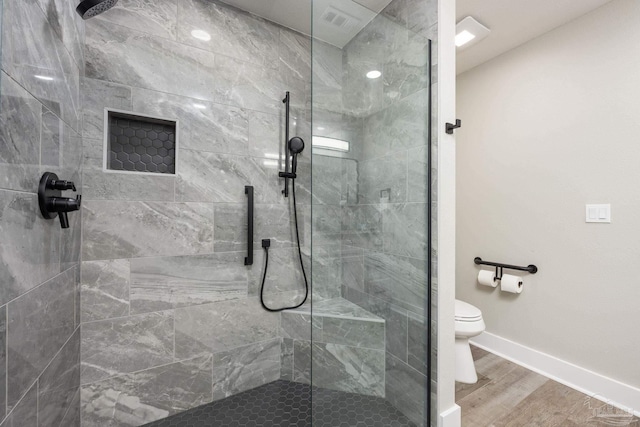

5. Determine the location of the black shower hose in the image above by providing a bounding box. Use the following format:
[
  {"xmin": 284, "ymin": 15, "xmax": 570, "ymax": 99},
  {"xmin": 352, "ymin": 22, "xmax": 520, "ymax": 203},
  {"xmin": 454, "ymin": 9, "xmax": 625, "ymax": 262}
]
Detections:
[{"xmin": 259, "ymin": 178, "xmax": 309, "ymax": 312}]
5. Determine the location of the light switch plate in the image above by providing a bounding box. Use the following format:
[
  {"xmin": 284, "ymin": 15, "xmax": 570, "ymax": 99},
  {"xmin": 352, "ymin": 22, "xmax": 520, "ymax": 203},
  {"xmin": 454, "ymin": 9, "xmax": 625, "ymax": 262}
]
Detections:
[{"xmin": 586, "ymin": 204, "xmax": 611, "ymax": 223}]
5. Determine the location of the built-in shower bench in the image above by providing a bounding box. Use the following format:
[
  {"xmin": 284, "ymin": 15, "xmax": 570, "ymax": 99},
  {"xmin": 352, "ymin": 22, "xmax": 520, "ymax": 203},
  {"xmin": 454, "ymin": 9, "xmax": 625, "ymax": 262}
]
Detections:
[{"xmin": 280, "ymin": 297, "xmax": 386, "ymax": 397}]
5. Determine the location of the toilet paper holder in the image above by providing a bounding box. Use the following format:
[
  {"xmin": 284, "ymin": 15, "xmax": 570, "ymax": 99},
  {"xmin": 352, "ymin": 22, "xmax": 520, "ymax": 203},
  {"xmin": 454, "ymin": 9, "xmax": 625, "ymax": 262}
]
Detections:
[{"xmin": 474, "ymin": 257, "xmax": 538, "ymax": 281}]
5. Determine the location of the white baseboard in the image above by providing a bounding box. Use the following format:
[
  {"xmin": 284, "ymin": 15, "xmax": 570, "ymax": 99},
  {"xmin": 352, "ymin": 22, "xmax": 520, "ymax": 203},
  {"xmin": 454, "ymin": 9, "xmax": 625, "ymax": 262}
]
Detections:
[
  {"xmin": 471, "ymin": 332, "xmax": 640, "ymax": 417},
  {"xmin": 438, "ymin": 404, "xmax": 461, "ymax": 427}
]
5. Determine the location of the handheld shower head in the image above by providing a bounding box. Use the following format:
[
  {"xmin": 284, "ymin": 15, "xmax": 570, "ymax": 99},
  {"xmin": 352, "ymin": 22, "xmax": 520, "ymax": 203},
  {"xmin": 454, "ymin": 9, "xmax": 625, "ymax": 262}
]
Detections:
[
  {"xmin": 288, "ymin": 137, "xmax": 304, "ymax": 175},
  {"xmin": 76, "ymin": 0, "xmax": 118, "ymax": 20}
]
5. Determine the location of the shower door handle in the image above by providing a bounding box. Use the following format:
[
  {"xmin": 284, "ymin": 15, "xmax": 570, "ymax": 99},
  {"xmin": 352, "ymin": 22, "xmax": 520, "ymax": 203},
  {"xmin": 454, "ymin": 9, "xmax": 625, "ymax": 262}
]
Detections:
[{"xmin": 245, "ymin": 186, "xmax": 254, "ymax": 265}]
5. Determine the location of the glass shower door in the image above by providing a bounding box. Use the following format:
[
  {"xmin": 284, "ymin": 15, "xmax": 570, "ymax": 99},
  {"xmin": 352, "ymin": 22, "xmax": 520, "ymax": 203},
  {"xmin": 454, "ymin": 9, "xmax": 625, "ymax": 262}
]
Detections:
[{"xmin": 310, "ymin": 0, "xmax": 436, "ymax": 425}]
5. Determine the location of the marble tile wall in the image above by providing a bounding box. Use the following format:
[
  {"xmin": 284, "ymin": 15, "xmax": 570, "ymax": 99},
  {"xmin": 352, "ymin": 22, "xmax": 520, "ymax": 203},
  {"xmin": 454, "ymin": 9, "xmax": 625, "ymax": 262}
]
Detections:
[
  {"xmin": 79, "ymin": 1, "xmax": 312, "ymax": 425},
  {"xmin": 310, "ymin": 0, "xmax": 437, "ymax": 424},
  {"xmin": 0, "ymin": 0, "xmax": 84, "ymax": 424}
]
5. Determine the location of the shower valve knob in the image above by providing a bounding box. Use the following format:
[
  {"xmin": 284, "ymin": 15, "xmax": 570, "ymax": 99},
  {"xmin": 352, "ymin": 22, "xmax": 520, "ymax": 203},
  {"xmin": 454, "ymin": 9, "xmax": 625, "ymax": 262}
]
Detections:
[{"xmin": 38, "ymin": 172, "xmax": 82, "ymax": 229}]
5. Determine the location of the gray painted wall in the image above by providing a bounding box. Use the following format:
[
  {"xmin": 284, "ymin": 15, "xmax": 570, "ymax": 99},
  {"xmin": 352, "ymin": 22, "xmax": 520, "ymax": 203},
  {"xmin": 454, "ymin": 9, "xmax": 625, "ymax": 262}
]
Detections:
[
  {"xmin": 456, "ymin": 0, "xmax": 640, "ymax": 392},
  {"xmin": 0, "ymin": 0, "xmax": 85, "ymax": 425}
]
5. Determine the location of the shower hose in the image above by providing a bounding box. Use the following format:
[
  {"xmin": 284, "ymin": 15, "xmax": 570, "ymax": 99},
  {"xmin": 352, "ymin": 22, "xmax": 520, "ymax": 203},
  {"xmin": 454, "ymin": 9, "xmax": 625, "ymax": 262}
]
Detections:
[{"xmin": 259, "ymin": 177, "xmax": 309, "ymax": 312}]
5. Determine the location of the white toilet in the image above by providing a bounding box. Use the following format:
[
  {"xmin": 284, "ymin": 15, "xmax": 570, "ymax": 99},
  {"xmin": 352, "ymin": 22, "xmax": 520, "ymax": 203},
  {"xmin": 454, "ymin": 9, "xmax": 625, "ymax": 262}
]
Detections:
[{"xmin": 455, "ymin": 299, "xmax": 485, "ymax": 384}]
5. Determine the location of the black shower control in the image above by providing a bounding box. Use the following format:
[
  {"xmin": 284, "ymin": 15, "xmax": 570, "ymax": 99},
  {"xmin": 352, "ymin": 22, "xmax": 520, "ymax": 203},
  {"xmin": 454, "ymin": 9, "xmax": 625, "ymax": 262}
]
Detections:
[
  {"xmin": 38, "ymin": 172, "xmax": 82, "ymax": 229},
  {"xmin": 49, "ymin": 179, "xmax": 77, "ymax": 191}
]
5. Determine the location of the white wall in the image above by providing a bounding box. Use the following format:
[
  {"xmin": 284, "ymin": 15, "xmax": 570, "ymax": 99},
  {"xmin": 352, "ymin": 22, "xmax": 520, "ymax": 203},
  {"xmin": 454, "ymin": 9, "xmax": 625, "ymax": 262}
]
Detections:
[
  {"xmin": 438, "ymin": 0, "xmax": 460, "ymax": 424},
  {"xmin": 456, "ymin": 0, "xmax": 640, "ymax": 390}
]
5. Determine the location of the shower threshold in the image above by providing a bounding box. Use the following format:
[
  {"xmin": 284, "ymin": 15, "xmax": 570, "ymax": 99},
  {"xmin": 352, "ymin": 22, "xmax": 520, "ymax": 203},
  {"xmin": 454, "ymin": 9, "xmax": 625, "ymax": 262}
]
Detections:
[{"xmin": 142, "ymin": 379, "xmax": 416, "ymax": 427}]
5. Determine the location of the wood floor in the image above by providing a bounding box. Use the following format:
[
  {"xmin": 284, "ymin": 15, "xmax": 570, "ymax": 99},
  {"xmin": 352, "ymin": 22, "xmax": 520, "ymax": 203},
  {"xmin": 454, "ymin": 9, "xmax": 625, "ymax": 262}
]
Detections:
[{"xmin": 456, "ymin": 346, "xmax": 639, "ymax": 426}]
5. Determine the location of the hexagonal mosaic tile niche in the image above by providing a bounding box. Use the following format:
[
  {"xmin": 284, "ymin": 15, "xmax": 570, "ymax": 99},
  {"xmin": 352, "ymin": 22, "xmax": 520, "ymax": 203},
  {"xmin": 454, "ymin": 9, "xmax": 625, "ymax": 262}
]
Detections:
[{"xmin": 107, "ymin": 110, "xmax": 177, "ymax": 174}]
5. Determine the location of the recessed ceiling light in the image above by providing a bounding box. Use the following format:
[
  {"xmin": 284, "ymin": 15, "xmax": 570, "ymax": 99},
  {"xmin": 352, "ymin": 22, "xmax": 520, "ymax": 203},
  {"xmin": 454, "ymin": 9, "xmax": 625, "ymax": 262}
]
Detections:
[
  {"xmin": 366, "ymin": 70, "xmax": 382, "ymax": 79},
  {"xmin": 193, "ymin": 103, "xmax": 207, "ymax": 109},
  {"xmin": 456, "ymin": 17, "xmax": 490, "ymax": 50},
  {"xmin": 191, "ymin": 29, "xmax": 211, "ymax": 41},
  {"xmin": 35, "ymin": 75, "xmax": 54, "ymax": 81},
  {"xmin": 455, "ymin": 30, "xmax": 476, "ymax": 47}
]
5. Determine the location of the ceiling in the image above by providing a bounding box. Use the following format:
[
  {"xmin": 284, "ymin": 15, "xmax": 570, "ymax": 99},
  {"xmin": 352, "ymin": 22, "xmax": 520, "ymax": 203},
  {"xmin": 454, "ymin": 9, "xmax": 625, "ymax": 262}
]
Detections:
[
  {"xmin": 456, "ymin": 0, "xmax": 613, "ymax": 74},
  {"xmin": 219, "ymin": 0, "xmax": 393, "ymax": 48}
]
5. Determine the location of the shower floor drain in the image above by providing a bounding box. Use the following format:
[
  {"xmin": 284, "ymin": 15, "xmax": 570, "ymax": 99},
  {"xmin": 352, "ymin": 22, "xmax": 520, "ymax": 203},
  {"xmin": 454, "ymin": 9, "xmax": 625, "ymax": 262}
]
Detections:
[{"xmin": 142, "ymin": 379, "xmax": 416, "ymax": 427}]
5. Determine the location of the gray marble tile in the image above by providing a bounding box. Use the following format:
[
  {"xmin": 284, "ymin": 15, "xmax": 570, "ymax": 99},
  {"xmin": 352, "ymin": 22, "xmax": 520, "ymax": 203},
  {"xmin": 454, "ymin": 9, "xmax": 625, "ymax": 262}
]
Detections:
[
  {"xmin": 81, "ymin": 355, "xmax": 212, "ymax": 426},
  {"xmin": 342, "ymin": 255, "xmax": 365, "ymax": 292},
  {"xmin": 38, "ymin": 328, "xmax": 80, "ymax": 427},
  {"xmin": 59, "ymin": 388, "xmax": 81, "ymax": 427},
  {"xmin": 279, "ymin": 29, "xmax": 311, "ymax": 85},
  {"xmin": 312, "ymin": 204, "xmax": 342, "ymax": 248},
  {"xmin": 81, "ymin": 260, "xmax": 131, "ymax": 322},
  {"xmin": 177, "ymin": 148, "xmax": 289, "ymax": 205},
  {"xmin": 321, "ymin": 317, "xmax": 385, "ymax": 350},
  {"xmin": 247, "ymin": 110, "xmax": 282, "ymax": 161},
  {"xmin": 175, "ymin": 297, "xmax": 279, "ymax": 359},
  {"xmin": 280, "ymin": 313, "xmax": 314, "ymax": 341},
  {"xmin": 359, "ymin": 151, "xmax": 408, "ymax": 204},
  {"xmin": 408, "ymin": 311, "xmax": 428, "ymax": 375},
  {"xmin": 212, "ymin": 204, "xmax": 245, "ymax": 252},
  {"xmin": 311, "ymin": 342, "xmax": 384, "ymax": 397},
  {"xmin": 382, "ymin": 203, "xmax": 428, "ymax": 260},
  {"xmin": 0, "ymin": 73, "xmax": 42, "ymax": 193},
  {"xmin": 341, "ymin": 205, "xmax": 384, "ymax": 253},
  {"xmin": 82, "ymin": 170, "xmax": 175, "ymax": 201},
  {"xmin": 311, "ymin": 245, "xmax": 342, "ymax": 300},
  {"xmin": 0, "ymin": 305, "xmax": 5, "ymax": 418},
  {"xmin": 362, "ymin": 295, "xmax": 409, "ymax": 362},
  {"xmin": 408, "ymin": 144, "xmax": 430, "ymax": 202},
  {"xmin": 81, "ymin": 311, "xmax": 174, "ymax": 384},
  {"xmin": 0, "ymin": 381, "xmax": 37, "ymax": 427},
  {"xmin": 311, "ymin": 155, "xmax": 343, "ymax": 205},
  {"xmin": 94, "ymin": 0, "xmax": 178, "ymax": 40},
  {"xmin": 248, "ymin": 247, "xmax": 307, "ymax": 297},
  {"xmin": 36, "ymin": 0, "xmax": 85, "ymax": 69},
  {"xmin": 361, "ymin": 89, "xmax": 429, "ymax": 160},
  {"xmin": 85, "ymin": 18, "xmax": 224, "ymax": 103},
  {"xmin": 281, "ymin": 338, "xmax": 294, "ymax": 381},
  {"xmin": 176, "ymin": 0, "xmax": 279, "ymax": 69},
  {"xmin": 382, "ymin": 0, "xmax": 438, "ymax": 38},
  {"xmin": 291, "ymin": 298, "xmax": 383, "ymax": 321},
  {"xmin": 132, "ymin": 88, "xmax": 249, "ymax": 155},
  {"xmin": 385, "ymin": 352, "xmax": 427, "ymax": 425},
  {"xmin": 81, "ymin": 78, "xmax": 132, "ymax": 141},
  {"xmin": 82, "ymin": 200, "xmax": 214, "ymax": 261},
  {"xmin": 2, "ymin": 0, "xmax": 81, "ymax": 131},
  {"xmin": 212, "ymin": 339, "xmax": 280, "ymax": 401},
  {"xmin": 293, "ymin": 340, "xmax": 311, "ymax": 384},
  {"xmin": 7, "ymin": 267, "xmax": 76, "ymax": 407},
  {"xmin": 130, "ymin": 253, "xmax": 247, "ymax": 314},
  {"xmin": 365, "ymin": 252, "xmax": 428, "ymax": 315},
  {"xmin": 215, "ymin": 53, "xmax": 300, "ymax": 115}
]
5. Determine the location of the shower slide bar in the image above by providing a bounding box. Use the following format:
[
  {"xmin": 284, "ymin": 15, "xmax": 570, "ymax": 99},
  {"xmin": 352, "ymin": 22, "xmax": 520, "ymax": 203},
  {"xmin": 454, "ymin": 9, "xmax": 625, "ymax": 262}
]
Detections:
[
  {"xmin": 474, "ymin": 257, "xmax": 538, "ymax": 280},
  {"xmin": 245, "ymin": 186, "xmax": 254, "ymax": 266}
]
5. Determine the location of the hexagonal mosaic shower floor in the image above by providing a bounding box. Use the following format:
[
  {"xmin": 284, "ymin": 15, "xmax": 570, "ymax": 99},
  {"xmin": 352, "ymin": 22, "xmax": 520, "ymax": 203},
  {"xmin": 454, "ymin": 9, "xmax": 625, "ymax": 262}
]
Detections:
[{"xmin": 143, "ymin": 380, "xmax": 417, "ymax": 427}]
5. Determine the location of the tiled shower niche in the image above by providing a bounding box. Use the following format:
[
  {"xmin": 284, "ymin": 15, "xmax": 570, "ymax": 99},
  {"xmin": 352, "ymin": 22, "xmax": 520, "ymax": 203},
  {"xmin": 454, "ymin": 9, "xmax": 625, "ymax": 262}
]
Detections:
[{"xmin": 106, "ymin": 110, "xmax": 178, "ymax": 174}]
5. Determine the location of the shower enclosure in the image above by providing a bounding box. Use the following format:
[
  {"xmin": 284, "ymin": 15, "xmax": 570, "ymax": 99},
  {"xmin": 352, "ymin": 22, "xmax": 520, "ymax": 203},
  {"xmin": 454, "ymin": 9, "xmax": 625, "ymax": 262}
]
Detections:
[{"xmin": 0, "ymin": 0, "xmax": 436, "ymax": 425}]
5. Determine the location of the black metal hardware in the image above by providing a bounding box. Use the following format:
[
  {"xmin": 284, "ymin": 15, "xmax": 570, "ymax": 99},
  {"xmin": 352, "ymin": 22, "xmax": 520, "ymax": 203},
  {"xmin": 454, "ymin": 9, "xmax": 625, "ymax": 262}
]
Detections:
[
  {"xmin": 282, "ymin": 92, "xmax": 291, "ymax": 197},
  {"xmin": 38, "ymin": 172, "xmax": 81, "ymax": 229},
  {"xmin": 474, "ymin": 257, "xmax": 538, "ymax": 281},
  {"xmin": 446, "ymin": 119, "xmax": 462, "ymax": 134},
  {"xmin": 245, "ymin": 186, "xmax": 254, "ymax": 266}
]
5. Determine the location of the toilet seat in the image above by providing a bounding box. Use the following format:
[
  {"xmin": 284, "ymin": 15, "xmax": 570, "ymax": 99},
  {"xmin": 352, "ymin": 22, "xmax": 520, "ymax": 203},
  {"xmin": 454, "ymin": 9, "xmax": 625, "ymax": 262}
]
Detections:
[{"xmin": 455, "ymin": 299, "xmax": 482, "ymax": 322}]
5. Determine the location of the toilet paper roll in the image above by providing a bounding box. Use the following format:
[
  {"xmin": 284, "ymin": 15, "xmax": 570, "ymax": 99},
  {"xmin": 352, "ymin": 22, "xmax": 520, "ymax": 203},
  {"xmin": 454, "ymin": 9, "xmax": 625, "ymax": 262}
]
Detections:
[
  {"xmin": 477, "ymin": 270, "xmax": 498, "ymax": 288},
  {"xmin": 500, "ymin": 274, "xmax": 524, "ymax": 294}
]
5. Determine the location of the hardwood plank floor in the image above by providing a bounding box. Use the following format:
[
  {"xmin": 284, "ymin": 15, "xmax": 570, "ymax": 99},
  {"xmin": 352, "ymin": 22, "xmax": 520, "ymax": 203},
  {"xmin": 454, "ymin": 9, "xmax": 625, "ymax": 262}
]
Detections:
[{"xmin": 456, "ymin": 346, "xmax": 639, "ymax": 426}]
